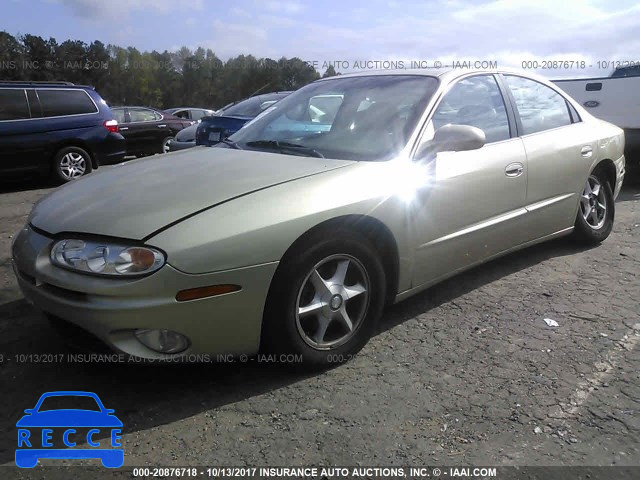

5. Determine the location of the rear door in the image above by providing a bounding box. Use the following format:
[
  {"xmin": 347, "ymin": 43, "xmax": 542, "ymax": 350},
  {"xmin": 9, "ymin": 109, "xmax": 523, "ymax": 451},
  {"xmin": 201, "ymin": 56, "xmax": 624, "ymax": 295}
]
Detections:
[
  {"xmin": 411, "ymin": 74, "xmax": 530, "ymax": 287},
  {"xmin": 126, "ymin": 108, "xmax": 167, "ymax": 154},
  {"xmin": 503, "ymin": 74, "xmax": 595, "ymax": 235}
]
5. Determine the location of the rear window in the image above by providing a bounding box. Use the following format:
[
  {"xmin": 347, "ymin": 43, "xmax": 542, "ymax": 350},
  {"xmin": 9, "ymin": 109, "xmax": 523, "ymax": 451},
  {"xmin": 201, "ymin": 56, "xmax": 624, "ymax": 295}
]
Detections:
[
  {"xmin": 37, "ymin": 89, "xmax": 98, "ymax": 117},
  {"xmin": 0, "ymin": 89, "xmax": 30, "ymax": 120}
]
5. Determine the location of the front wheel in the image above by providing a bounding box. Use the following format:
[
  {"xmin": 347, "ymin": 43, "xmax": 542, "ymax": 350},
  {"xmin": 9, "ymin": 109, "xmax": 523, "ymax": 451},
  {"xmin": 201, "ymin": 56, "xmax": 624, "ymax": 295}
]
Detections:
[
  {"xmin": 573, "ymin": 172, "xmax": 615, "ymax": 244},
  {"xmin": 261, "ymin": 230, "xmax": 386, "ymax": 370}
]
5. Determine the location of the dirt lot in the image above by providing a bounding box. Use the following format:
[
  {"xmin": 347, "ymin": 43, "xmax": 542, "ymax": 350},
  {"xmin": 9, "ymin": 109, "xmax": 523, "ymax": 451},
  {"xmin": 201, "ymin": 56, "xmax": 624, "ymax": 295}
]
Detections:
[{"xmin": 0, "ymin": 168, "xmax": 638, "ymax": 475}]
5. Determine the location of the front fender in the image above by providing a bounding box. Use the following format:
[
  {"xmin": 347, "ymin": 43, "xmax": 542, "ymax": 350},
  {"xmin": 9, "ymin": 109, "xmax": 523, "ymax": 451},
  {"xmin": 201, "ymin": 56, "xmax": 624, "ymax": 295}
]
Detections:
[{"xmin": 149, "ymin": 161, "xmax": 418, "ymax": 292}]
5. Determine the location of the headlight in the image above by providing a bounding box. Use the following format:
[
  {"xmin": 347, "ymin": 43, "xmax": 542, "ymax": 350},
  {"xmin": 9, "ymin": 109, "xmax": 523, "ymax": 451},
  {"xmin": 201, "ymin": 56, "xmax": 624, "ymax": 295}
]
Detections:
[{"xmin": 50, "ymin": 239, "xmax": 165, "ymax": 276}]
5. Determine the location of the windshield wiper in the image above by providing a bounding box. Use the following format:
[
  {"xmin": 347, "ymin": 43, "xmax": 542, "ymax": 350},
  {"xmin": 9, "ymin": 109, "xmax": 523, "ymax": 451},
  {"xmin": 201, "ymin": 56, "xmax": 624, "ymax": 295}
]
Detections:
[
  {"xmin": 220, "ymin": 138, "xmax": 242, "ymax": 149},
  {"xmin": 246, "ymin": 140, "xmax": 324, "ymax": 158}
]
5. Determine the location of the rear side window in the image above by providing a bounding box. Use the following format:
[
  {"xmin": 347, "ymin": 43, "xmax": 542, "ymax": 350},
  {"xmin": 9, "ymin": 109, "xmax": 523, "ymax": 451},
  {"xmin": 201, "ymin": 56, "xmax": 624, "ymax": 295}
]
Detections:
[
  {"xmin": 37, "ymin": 89, "xmax": 98, "ymax": 117},
  {"xmin": 0, "ymin": 89, "xmax": 30, "ymax": 120},
  {"xmin": 504, "ymin": 76, "xmax": 572, "ymax": 135},
  {"xmin": 129, "ymin": 108, "xmax": 158, "ymax": 122}
]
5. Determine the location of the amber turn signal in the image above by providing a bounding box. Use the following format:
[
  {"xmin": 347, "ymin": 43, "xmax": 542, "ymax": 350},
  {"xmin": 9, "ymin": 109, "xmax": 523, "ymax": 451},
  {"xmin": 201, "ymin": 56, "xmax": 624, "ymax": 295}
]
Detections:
[{"xmin": 175, "ymin": 284, "xmax": 241, "ymax": 302}]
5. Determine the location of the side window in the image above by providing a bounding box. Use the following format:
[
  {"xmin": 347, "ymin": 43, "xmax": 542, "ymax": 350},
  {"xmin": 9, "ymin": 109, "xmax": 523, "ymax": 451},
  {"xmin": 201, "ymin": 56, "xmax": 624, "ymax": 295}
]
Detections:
[
  {"xmin": 0, "ymin": 89, "xmax": 30, "ymax": 120},
  {"xmin": 111, "ymin": 109, "xmax": 126, "ymax": 124},
  {"xmin": 37, "ymin": 89, "xmax": 98, "ymax": 117},
  {"xmin": 432, "ymin": 75, "xmax": 510, "ymax": 143},
  {"xmin": 174, "ymin": 110, "xmax": 190, "ymax": 119},
  {"xmin": 129, "ymin": 108, "xmax": 158, "ymax": 122},
  {"xmin": 504, "ymin": 75, "xmax": 572, "ymax": 135}
]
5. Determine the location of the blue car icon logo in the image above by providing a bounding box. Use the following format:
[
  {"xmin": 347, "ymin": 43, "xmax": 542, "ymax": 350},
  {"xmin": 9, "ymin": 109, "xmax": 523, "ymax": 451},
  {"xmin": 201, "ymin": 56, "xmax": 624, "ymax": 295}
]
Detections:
[{"xmin": 16, "ymin": 391, "xmax": 123, "ymax": 468}]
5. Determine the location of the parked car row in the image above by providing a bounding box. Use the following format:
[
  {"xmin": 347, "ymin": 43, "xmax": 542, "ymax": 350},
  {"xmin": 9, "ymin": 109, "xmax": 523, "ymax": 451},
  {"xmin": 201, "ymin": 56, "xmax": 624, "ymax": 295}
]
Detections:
[{"xmin": 0, "ymin": 80, "xmax": 292, "ymax": 182}]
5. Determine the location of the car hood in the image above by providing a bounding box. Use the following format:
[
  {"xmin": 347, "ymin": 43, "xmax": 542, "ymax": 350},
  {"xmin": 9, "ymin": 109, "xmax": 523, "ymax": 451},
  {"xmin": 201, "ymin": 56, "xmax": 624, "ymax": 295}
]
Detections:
[{"xmin": 30, "ymin": 148, "xmax": 354, "ymax": 240}]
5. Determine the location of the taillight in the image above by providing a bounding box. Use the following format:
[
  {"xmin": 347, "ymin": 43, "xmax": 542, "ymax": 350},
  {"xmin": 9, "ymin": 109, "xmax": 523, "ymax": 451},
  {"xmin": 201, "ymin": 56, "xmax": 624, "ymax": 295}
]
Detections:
[{"xmin": 104, "ymin": 119, "xmax": 119, "ymax": 133}]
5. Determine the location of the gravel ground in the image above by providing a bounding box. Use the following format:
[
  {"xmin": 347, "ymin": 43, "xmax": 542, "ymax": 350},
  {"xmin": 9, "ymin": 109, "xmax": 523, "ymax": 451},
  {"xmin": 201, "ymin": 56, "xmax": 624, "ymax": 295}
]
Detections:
[{"xmin": 0, "ymin": 167, "xmax": 638, "ymax": 477}]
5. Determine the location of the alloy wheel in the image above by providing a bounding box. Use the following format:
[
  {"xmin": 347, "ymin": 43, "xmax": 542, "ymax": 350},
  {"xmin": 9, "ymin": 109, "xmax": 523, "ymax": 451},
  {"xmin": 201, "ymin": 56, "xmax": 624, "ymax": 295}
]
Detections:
[
  {"xmin": 579, "ymin": 175, "xmax": 607, "ymax": 229},
  {"xmin": 59, "ymin": 152, "xmax": 87, "ymax": 180},
  {"xmin": 295, "ymin": 254, "xmax": 370, "ymax": 350}
]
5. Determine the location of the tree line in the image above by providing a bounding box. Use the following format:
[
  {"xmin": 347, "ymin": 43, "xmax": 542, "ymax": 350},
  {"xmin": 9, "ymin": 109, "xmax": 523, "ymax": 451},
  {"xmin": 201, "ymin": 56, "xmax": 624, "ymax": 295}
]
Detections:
[{"xmin": 0, "ymin": 32, "xmax": 339, "ymax": 109}]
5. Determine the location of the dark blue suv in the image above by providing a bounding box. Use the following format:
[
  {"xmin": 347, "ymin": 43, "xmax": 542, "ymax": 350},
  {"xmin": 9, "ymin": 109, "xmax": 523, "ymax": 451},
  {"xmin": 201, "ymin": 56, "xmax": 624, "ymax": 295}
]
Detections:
[{"xmin": 0, "ymin": 81, "xmax": 125, "ymax": 183}]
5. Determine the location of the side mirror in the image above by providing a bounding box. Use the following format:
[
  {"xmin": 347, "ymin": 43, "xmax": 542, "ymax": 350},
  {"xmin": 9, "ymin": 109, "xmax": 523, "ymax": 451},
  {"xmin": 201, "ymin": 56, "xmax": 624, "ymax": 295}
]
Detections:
[
  {"xmin": 416, "ymin": 124, "xmax": 486, "ymax": 160},
  {"xmin": 24, "ymin": 409, "xmax": 34, "ymax": 414}
]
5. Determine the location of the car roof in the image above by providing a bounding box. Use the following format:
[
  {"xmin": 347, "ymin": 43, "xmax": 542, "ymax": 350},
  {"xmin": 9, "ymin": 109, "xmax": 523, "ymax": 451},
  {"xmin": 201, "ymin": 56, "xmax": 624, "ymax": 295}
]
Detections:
[{"xmin": 314, "ymin": 67, "xmax": 550, "ymax": 84}]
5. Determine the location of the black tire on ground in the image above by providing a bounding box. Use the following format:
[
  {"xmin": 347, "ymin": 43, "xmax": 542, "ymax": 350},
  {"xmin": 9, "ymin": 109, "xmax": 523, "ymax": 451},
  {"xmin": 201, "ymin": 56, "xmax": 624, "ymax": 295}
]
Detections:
[
  {"xmin": 159, "ymin": 136, "xmax": 174, "ymax": 154},
  {"xmin": 52, "ymin": 146, "xmax": 93, "ymax": 183},
  {"xmin": 573, "ymin": 170, "xmax": 615, "ymax": 245},
  {"xmin": 261, "ymin": 228, "xmax": 386, "ymax": 370}
]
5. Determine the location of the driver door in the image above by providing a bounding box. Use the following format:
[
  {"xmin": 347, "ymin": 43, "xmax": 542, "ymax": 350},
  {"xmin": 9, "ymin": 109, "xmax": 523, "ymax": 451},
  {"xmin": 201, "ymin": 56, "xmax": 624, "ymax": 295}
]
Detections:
[{"xmin": 411, "ymin": 74, "xmax": 530, "ymax": 287}]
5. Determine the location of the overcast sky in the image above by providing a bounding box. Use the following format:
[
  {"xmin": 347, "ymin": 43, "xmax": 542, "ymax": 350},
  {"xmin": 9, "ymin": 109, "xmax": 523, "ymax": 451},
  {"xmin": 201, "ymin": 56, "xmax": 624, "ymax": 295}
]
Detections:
[{"xmin": 3, "ymin": 0, "xmax": 639, "ymax": 78}]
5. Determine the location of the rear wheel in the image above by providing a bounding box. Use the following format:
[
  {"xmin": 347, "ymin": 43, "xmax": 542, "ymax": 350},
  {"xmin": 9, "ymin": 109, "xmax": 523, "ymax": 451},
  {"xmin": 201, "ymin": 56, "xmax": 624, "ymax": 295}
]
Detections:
[
  {"xmin": 52, "ymin": 146, "xmax": 93, "ymax": 183},
  {"xmin": 262, "ymin": 229, "xmax": 385, "ymax": 369},
  {"xmin": 160, "ymin": 136, "xmax": 173, "ymax": 154},
  {"xmin": 573, "ymin": 171, "xmax": 614, "ymax": 244}
]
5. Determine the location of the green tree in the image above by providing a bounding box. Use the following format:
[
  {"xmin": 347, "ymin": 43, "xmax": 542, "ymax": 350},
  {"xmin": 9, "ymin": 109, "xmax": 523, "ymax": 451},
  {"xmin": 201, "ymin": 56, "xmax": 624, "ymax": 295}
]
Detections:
[{"xmin": 322, "ymin": 64, "xmax": 338, "ymax": 78}]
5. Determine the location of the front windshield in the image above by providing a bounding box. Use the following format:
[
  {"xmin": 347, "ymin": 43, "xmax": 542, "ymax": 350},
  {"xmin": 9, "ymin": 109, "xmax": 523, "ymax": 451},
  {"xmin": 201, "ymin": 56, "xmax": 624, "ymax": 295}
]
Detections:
[{"xmin": 229, "ymin": 75, "xmax": 439, "ymax": 161}]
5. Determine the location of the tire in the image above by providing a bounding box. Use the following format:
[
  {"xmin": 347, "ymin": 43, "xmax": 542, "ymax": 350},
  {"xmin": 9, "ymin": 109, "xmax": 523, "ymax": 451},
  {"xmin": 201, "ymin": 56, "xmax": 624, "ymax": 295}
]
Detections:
[
  {"xmin": 261, "ymin": 229, "xmax": 386, "ymax": 370},
  {"xmin": 159, "ymin": 136, "xmax": 174, "ymax": 154},
  {"xmin": 573, "ymin": 171, "xmax": 615, "ymax": 245},
  {"xmin": 52, "ymin": 146, "xmax": 93, "ymax": 183}
]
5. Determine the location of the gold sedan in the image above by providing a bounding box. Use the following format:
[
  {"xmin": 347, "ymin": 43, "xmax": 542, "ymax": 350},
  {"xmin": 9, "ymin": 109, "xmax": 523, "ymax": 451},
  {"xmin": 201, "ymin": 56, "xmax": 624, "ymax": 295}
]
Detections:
[{"xmin": 12, "ymin": 68, "xmax": 625, "ymax": 368}]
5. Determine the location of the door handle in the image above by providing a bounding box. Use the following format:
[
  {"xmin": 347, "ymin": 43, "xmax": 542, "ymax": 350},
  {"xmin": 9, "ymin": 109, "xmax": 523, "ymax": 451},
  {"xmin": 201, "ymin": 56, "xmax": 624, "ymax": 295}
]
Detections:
[
  {"xmin": 581, "ymin": 146, "xmax": 593, "ymax": 157},
  {"xmin": 505, "ymin": 162, "xmax": 524, "ymax": 177},
  {"xmin": 158, "ymin": 124, "xmax": 167, "ymax": 128}
]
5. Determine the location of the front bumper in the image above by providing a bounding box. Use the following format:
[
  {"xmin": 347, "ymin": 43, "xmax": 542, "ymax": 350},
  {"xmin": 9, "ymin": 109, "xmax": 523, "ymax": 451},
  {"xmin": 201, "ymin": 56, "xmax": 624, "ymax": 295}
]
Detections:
[{"xmin": 12, "ymin": 225, "xmax": 278, "ymax": 360}]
